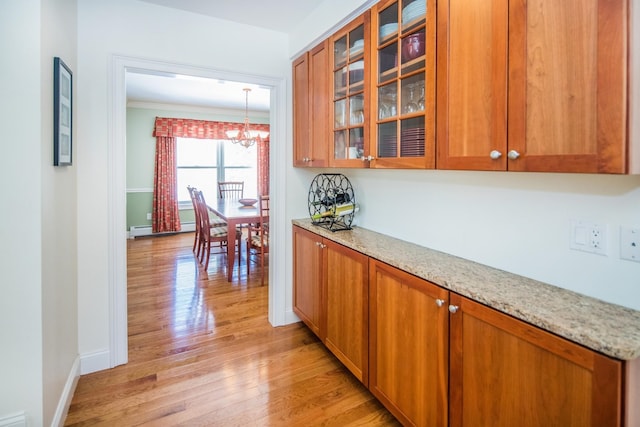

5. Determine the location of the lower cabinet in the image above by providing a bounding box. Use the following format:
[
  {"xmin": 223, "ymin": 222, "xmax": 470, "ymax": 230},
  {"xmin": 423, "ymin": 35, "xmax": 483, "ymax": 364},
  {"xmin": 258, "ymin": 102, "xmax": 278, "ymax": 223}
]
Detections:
[
  {"xmin": 292, "ymin": 225, "xmax": 369, "ymax": 383},
  {"xmin": 369, "ymin": 259, "xmax": 449, "ymax": 426},
  {"xmin": 293, "ymin": 226, "xmax": 625, "ymax": 426},
  {"xmin": 292, "ymin": 226, "xmax": 324, "ymax": 337},
  {"xmin": 448, "ymin": 293, "xmax": 623, "ymax": 427}
]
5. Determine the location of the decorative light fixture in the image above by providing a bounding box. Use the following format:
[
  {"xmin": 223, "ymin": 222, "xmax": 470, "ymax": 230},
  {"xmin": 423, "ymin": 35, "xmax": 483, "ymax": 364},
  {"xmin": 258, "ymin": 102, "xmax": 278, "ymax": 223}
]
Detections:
[{"xmin": 225, "ymin": 87, "xmax": 269, "ymax": 148}]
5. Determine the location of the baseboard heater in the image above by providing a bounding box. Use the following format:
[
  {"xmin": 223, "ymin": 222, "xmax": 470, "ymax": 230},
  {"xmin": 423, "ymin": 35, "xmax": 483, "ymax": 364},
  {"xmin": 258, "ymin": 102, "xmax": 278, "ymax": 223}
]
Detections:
[{"xmin": 128, "ymin": 222, "xmax": 195, "ymax": 239}]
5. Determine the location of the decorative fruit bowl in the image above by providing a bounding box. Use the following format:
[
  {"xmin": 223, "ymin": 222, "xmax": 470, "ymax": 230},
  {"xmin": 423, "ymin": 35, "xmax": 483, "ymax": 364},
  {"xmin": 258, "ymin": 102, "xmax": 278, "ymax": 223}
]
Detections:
[{"xmin": 238, "ymin": 198, "xmax": 258, "ymax": 207}]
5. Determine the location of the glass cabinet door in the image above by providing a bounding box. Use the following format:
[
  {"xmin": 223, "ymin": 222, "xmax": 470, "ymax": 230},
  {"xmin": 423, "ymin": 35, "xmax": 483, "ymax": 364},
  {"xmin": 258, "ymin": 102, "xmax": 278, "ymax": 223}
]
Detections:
[
  {"xmin": 372, "ymin": 0, "xmax": 434, "ymax": 168},
  {"xmin": 331, "ymin": 13, "xmax": 369, "ymax": 164}
]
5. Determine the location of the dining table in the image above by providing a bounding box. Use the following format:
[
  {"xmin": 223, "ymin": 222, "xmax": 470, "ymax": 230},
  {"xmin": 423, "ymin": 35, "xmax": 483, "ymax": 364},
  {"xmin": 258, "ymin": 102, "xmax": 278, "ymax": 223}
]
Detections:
[{"xmin": 207, "ymin": 197, "xmax": 262, "ymax": 281}]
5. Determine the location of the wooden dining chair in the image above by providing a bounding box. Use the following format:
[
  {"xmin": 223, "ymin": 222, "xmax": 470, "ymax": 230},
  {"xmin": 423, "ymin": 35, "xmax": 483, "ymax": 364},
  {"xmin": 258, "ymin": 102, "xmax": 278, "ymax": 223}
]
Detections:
[
  {"xmin": 187, "ymin": 185, "xmax": 202, "ymax": 253},
  {"xmin": 217, "ymin": 181, "xmax": 244, "ymax": 199},
  {"xmin": 194, "ymin": 189, "xmax": 241, "ymax": 271},
  {"xmin": 246, "ymin": 195, "xmax": 269, "ymax": 285},
  {"xmin": 188, "ymin": 185, "xmax": 227, "ymax": 255}
]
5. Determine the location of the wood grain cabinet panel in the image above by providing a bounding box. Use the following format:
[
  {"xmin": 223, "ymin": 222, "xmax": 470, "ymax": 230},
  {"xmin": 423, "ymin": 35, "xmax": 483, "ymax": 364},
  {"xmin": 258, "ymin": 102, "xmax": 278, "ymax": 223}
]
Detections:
[
  {"xmin": 437, "ymin": 0, "xmax": 628, "ymax": 173},
  {"xmin": 292, "ymin": 226, "xmax": 369, "ymax": 383},
  {"xmin": 369, "ymin": 259, "xmax": 449, "ymax": 426},
  {"xmin": 292, "ymin": 226, "xmax": 324, "ymax": 337},
  {"xmin": 293, "ymin": 41, "xmax": 330, "ymax": 167},
  {"xmin": 324, "ymin": 239, "xmax": 369, "ymax": 384},
  {"xmin": 448, "ymin": 293, "xmax": 623, "ymax": 427}
]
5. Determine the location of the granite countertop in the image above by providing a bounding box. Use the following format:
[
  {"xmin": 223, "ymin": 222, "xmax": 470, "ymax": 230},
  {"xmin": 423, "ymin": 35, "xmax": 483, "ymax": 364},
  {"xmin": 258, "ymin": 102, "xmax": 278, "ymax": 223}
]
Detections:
[{"xmin": 293, "ymin": 218, "xmax": 640, "ymax": 361}]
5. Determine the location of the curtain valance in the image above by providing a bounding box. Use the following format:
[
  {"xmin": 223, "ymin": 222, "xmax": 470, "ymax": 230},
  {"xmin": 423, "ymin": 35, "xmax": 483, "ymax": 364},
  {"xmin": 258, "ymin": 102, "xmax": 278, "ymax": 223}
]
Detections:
[{"xmin": 153, "ymin": 117, "xmax": 270, "ymax": 140}]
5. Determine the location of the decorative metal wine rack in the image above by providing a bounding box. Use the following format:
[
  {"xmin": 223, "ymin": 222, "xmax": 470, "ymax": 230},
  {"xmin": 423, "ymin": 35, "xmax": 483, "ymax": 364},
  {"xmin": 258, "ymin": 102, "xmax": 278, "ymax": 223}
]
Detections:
[{"xmin": 308, "ymin": 173, "xmax": 356, "ymax": 231}]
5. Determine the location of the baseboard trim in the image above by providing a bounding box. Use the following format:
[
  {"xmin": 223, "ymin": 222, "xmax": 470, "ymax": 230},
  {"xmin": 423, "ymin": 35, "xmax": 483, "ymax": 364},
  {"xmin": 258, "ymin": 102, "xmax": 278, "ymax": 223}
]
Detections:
[
  {"xmin": 51, "ymin": 356, "xmax": 80, "ymax": 427},
  {"xmin": 0, "ymin": 412, "xmax": 26, "ymax": 427},
  {"xmin": 80, "ymin": 349, "xmax": 110, "ymax": 374},
  {"xmin": 284, "ymin": 309, "xmax": 301, "ymax": 325}
]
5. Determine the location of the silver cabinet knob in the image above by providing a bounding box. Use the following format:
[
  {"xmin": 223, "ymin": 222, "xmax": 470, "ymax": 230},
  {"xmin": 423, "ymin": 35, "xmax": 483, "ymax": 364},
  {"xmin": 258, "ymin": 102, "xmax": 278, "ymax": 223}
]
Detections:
[
  {"xmin": 490, "ymin": 150, "xmax": 502, "ymax": 160},
  {"xmin": 448, "ymin": 304, "xmax": 459, "ymax": 314},
  {"xmin": 435, "ymin": 298, "xmax": 446, "ymax": 307},
  {"xmin": 507, "ymin": 150, "xmax": 520, "ymax": 160}
]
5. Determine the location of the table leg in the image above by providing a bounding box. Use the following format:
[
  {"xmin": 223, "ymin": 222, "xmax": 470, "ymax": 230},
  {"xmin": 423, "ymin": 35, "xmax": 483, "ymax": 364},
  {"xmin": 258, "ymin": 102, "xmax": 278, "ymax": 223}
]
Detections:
[{"xmin": 227, "ymin": 220, "xmax": 237, "ymax": 281}]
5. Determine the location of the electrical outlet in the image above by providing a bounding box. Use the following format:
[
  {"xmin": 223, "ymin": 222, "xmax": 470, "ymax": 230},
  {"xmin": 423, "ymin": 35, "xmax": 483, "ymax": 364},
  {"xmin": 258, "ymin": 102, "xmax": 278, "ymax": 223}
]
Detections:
[
  {"xmin": 570, "ymin": 220, "xmax": 608, "ymax": 256},
  {"xmin": 146, "ymin": 213, "xmax": 152, "ymax": 220},
  {"xmin": 620, "ymin": 227, "xmax": 640, "ymax": 263}
]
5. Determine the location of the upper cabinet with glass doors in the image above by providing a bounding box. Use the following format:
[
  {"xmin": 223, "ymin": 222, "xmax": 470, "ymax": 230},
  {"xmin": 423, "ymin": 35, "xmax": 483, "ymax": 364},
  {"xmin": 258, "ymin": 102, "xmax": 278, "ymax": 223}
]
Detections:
[
  {"xmin": 370, "ymin": 0, "xmax": 435, "ymax": 168},
  {"xmin": 330, "ymin": 12, "xmax": 370, "ymax": 167}
]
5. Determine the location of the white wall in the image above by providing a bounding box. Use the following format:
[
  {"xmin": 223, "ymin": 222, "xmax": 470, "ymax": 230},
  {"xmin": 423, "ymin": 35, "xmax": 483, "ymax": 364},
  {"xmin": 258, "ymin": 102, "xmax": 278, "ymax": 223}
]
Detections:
[
  {"xmin": 289, "ymin": 1, "xmax": 640, "ymax": 311},
  {"xmin": 77, "ymin": 0, "xmax": 290, "ymax": 372},
  {"xmin": 40, "ymin": 0, "xmax": 79, "ymax": 423},
  {"xmin": 0, "ymin": 3, "xmax": 44, "ymax": 425},
  {"xmin": 1, "ymin": 0, "xmax": 79, "ymax": 425}
]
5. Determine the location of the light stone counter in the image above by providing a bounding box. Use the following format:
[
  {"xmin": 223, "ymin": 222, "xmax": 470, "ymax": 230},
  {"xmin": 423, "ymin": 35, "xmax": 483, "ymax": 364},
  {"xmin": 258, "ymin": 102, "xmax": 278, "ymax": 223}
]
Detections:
[{"xmin": 293, "ymin": 218, "xmax": 640, "ymax": 361}]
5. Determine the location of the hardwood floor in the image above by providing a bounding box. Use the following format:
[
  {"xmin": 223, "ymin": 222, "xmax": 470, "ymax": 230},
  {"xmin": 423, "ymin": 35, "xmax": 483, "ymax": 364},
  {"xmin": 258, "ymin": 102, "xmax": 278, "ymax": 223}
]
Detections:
[{"xmin": 64, "ymin": 233, "xmax": 399, "ymax": 426}]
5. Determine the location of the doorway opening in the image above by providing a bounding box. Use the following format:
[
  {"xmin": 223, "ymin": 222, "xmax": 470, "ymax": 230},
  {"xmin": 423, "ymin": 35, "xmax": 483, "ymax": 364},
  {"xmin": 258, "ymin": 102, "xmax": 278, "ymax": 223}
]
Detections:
[{"xmin": 109, "ymin": 56, "xmax": 288, "ymax": 368}]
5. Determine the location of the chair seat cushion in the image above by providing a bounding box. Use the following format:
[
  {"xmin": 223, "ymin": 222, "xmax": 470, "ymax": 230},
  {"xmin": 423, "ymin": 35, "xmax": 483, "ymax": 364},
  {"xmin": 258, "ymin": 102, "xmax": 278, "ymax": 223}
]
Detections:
[
  {"xmin": 250, "ymin": 233, "xmax": 269, "ymax": 247},
  {"xmin": 209, "ymin": 226, "xmax": 228, "ymax": 238},
  {"xmin": 208, "ymin": 214, "xmax": 227, "ymax": 228}
]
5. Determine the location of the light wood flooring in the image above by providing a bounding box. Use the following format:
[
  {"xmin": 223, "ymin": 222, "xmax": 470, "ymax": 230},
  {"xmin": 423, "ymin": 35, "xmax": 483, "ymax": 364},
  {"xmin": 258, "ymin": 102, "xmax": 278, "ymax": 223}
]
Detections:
[{"xmin": 64, "ymin": 232, "xmax": 399, "ymax": 426}]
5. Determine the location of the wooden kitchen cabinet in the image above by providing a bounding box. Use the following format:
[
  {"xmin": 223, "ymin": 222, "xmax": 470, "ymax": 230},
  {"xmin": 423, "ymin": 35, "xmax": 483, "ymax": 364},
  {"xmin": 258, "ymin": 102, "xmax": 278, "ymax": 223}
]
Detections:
[
  {"xmin": 292, "ymin": 226, "xmax": 324, "ymax": 337},
  {"xmin": 294, "ymin": 224, "xmax": 628, "ymax": 426},
  {"xmin": 330, "ymin": 12, "xmax": 371, "ymax": 168},
  {"xmin": 293, "ymin": 40, "xmax": 330, "ymax": 167},
  {"xmin": 448, "ymin": 293, "xmax": 623, "ymax": 427},
  {"xmin": 369, "ymin": 0, "xmax": 436, "ymax": 169},
  {"xmin": 292, "ymin": 225, "xmax": 369, "ymax": 383},
  {"xmin": 324, "ymin": 238, "xmax": 369, "ymax": 384},
  {"xmin": 436, "ymin": 0, "xmax": 628, "ymax": 173},
  {"xmin": 369, "ymin": 259, "xmax": 449, "ymax": 426}
]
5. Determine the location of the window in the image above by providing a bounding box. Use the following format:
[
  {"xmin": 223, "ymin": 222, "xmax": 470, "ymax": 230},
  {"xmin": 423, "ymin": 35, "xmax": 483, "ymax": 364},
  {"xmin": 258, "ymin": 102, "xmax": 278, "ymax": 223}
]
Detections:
[{"xmin": 176, "ymin": 138, "xmax": 257, "ymax": 204}]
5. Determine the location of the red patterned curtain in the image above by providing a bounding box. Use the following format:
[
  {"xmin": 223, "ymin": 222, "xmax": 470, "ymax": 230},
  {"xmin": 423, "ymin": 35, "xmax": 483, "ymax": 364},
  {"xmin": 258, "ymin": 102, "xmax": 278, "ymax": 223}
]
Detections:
[
  {"xmin": 258, "ymin": 139, "xmax": 269, "ymax": 196},
  {"xmin": 153, "ymin": 117, "xmax": 269, "ymax": 140},
  {"xmin": 153, "ymin": 116, "xmax": 270, "ymax": 199},
  {"xmin": 152, "ymin": 136, "xmax": 182, "ymax": 233}
]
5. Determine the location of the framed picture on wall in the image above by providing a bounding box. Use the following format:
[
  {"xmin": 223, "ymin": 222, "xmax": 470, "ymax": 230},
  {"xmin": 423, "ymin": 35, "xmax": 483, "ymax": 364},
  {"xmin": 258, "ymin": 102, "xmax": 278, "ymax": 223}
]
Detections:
[{"xmin": 53, "ymin": 57, "xmax": 72, "ymax": 166}]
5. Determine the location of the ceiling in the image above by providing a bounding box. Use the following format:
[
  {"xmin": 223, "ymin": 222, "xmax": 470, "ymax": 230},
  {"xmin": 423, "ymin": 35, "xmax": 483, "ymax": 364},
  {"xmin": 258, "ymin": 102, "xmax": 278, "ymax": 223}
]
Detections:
[
  {"xmin": 126, "ymin": 71, "xmax": 272, "ymax": 112},
  {"xmin": 127, "ymin": 0, "xmax": 323, "ymax": 111},
  {"xmin": 138, "ymin": 0, "xmax": 322, "ymax": 33}
]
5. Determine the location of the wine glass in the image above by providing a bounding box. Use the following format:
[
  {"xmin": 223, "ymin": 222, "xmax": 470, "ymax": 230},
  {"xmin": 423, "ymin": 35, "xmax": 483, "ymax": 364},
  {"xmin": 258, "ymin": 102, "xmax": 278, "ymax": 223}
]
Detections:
[
  {"xmin": 417, "ymin": 84, "xmax": 425, "ymax": 111},
  {"xmin": 404, "ymin": 83, "xmax": 418, "ymax": 113}
]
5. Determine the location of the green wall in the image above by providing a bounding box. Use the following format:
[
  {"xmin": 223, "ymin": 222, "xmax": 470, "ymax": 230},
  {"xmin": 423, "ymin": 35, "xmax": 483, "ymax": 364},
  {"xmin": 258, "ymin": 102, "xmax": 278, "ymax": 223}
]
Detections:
[{"xmin": 125, "ymin": 104, "xmax": 269, "ymax": 231}]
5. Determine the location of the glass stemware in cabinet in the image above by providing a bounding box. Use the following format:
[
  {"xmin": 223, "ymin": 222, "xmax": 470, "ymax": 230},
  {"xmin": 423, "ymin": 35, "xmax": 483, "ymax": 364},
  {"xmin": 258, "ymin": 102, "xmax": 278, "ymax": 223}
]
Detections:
[
  {"xmin": 335, "ymin": 99, "xmax": 346, "ymax": 128},
  {"xmin": 378, "ymin": 84, "xmax": 397, "ymax": 120},
  {"xmin": 417, "ymin": 83, "xmax": 425, "ymax": 111},
  {"xmin": 401, "ymin": 73, "xmax": 424, "ymax": 114},
  {"xmin": 403, "ymin": 83, "xmax": 418, "ymax": 114}
]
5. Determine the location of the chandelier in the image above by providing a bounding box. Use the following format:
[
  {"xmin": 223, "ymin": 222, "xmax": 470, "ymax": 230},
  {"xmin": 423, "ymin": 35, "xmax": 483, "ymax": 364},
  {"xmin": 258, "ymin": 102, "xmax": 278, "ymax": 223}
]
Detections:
[{"xmin": 225, "ymin": 87, "xmax": 269, "ymax": 148}]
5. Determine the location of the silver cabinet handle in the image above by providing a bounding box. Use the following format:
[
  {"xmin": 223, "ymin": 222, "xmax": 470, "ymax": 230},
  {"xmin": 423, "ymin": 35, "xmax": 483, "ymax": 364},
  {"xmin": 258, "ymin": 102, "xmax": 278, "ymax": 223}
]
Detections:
[
  {"xmin": 490, "ymin": 150, "xmax": 502, "ymax": 160},
  {"xmin": 507, "ymin": 150, "xmax": 520, "ymax": 160},
  {"xmin": 435, "ymin": 298, "xmax": 446, "ymax": 307},
  {"xmin": 448, "ymin": 304, "xmax": 459, "ymax": 314}
]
